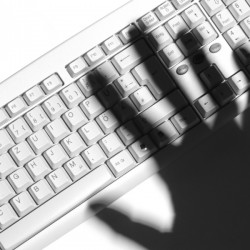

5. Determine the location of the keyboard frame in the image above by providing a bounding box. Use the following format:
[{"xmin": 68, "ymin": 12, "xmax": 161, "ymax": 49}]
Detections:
[{"xmin": 1, "ymin": 0, "xmax": 250, "ymax": 249}]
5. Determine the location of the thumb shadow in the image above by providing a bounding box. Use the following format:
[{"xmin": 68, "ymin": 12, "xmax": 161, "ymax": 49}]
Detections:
[
  {"xmin": 91, "ymin": 119, "xmax": 250, "ymax": 250},
  {"xmin": 91, "ymin": 203, "xmax": 171, "ymax": 250},
  {"xmin": 86, "ymin": 1, "xmax": 250, "ymax": 249}
]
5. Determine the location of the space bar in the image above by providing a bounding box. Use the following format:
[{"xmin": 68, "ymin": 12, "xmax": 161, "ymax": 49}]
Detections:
[{"xmin": 0, "ymin": 165, "xmax": 114, "ymax": 250}]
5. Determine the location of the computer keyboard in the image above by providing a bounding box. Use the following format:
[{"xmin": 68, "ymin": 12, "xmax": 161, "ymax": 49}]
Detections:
[{"xmin": 1, "ymin": 0, "xmax": 250, "ymax": 249}]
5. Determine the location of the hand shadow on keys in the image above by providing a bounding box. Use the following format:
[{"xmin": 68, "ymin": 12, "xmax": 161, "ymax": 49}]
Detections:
[{"xmin": 88, "ymin": 24, "xmax": 250, "ymax": 250}]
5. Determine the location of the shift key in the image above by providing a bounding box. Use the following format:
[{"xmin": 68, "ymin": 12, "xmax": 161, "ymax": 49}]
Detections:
[
  {"xmin": 135, "ymin": 90, "xmax": 188, "ymax": 133},
  {"xmin": 112, "ymin": 39, "xmax": 152, "ymax": 74}
]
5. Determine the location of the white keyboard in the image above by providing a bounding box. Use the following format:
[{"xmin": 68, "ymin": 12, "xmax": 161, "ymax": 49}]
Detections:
[{"xmin": 1, "ymin": 0, "xmax": 250, "ymax": 249}]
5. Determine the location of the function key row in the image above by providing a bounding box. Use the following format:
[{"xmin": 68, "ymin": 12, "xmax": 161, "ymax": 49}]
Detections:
[
  {"xmin": 66, "ymin": 24, "xmax": 141, "ymax": 78},
  {"xmin": 138, "ymin": 0, "xmax": 193, "ymax": 32},
  {"xmin": 148, "ymin": 4, "xmax": 217, "ymax": 67},
  {"xmin": 66, "ymin": 0, "xmax": 195, "ymax": 79},
  {"xmin": 0, "ymin": 74, "xmax": 63, "ymax": 127}
]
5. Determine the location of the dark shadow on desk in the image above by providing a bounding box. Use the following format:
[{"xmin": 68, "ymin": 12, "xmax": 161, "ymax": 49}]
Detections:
[{"xmin": 88, "ymin": 24, "xmax": 250, "ymax": 250}]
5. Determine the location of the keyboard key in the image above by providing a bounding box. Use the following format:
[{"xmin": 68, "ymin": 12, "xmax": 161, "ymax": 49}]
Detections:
[
  {"xmin": 6, "ymin": 97, "xmax": 27, "ymax": 117},
  {"xmin": 0, "ymin": 165, "xmax": 114, "ymax": 248},
  {"xmin": 172, "ymin": 0, "xmax": 191, "ymax": 9},
  {"xmin": 212, "ymin": 81, "xmax": 236, "ymax": 105},
  {"xmin": 80, "ymin": 96, "xmax": 105, "ymax": 120},
  {"xmin": 240, "ymin": 16, "xmax": 250, "ymax": 37},
  {"xmin": 9, "ymin": 142, "xmax": 35, "ymax": 167},
  {"xmin": 111, "ymin": 39, "xmax": 152, "ymax": 74},
  {"xmin": 223, "ymin": 0, "xmax": 235, "ymax": 4},
  {"xmin": 23, "ymin": 86, "xmax": 45, "ymax": 106},
  {"xmin": 193, "ymin": 21, "xmax": 217, "ymax": 45},
  {"xmin": 0, "ymin": 203, "xmax": 18, "ymax": 230},
  {"xmin": 181, "ymin": 5, "xmax": 206, "ymax": 29},
  {"xmin": 45, "ymin": 118, "xmax": 70, "ymax": 143},
  {"xmin": 42, "ymin": 95, "xmax": 67, "ymax": 120},
  {"xmin": 60, "ymin": 83, "xmax": 85, "ymax": 109},
  {"xmin": 64, "ymin": 156, "xmax": 89, "ymax": 181},
  {"xmin": 102, "ymin": 35, "xmax": 122, "ymax": 54},
  {"xmin": 81, "ymin": 144, "xmax": 107, "ymax": 169},
  {"xmin": 150, "ymin": 121, "xmax": 179, "ymax": 148},
  {"xmin": 67, "ymin": 57, "xmax": 88, "ymax": 77},
  {"xmin": 159, "ymin": 43, "xmax": 185, "ymax": 67},
  {"xmin": 26, "ymin": 156, "xmax": 51, "ymax": 181},
  {"xmin": 200, "ymin": 65, "xmax": 224, "ymax": 89},
  {"xmin": 116, "ymin": 120, "xmax": 141, "ymax": 146},
  {"xmin": 113, "ymin": 98, "xmax": 138, "ymax": 123},
  {"xmin": 138, "ymin": 11, "xmax": 159, "ymax": 31},
  {"xmin": 0, "ymin": 129, "xmax": 14, "ymax": 154},
  {"xmin": 63, "ymin": 106, "xmax": 88, "ymax": 131},
  {"xmin": 154, "ymin": 1, "xmax": 175, "ymax": 20},
  {"xmin": 201, "ymin": 0, "xmax": 225, "ymax": 16},
  {"xmin": 29, "ymin": 180, "xmax": 54, "ymax": 205},
  {"xmin": 236, "ymin": 41, "xmax": 250, "ymax": 65},
  {"xmin": 119, "ymin": 24, "xmax": 140, "ymax": 44},
  {"xmin": 149, "ymin": 26, "xmax": 173, "ymax": 51},
  {"xmin": 99, "ymin": 133, "xmax": 125, "ymax": 157},
  {"xmin": 95, "ymin": 61, "xmax": 119, "ymax": 86},
  {"xmin": 0, "ymin": 108, "xmax": 9, "ymax": 127},
  {"xmin": 61, "ymin": 133, "xmax": 87, "ymax": 157},
  {"xmin": 7, "ymin": 117, "xmax": 32, "ymax": 143},
  {"xmin": 0, "ymin": 180, "xmax": 15, "ymax": 206},
  {"xmin": 229, "ymin": 0, "xmax": 250, "ymax": 22},
  {"xmin": 135, "ymin": 90, "xmax": 188, "ymax": 133},
  {"xmin": 41, "ymin": 74, "xmax": 63, "ymax": 95},
  {"xmin": 176, "ymin": 32, "xmax": 201, "ymax": 56},
  {"xmin": 107, "ymin": 149, "xmax": 136, "ymax": 177},
  {"xmin": 96, "ymin": 110, "xmax": 120, "ymax": 134},
  {"xmin": 128, "ymin": 135, "xmax": 157, "ymax": 163},
  {"xmin": 195, "ymin": 94, "xmax": 219, "ymax": 118},
  {"xmin": 170, "ymin": 106, "xmax": 200, "ymax": 134},
  {"xmin": 228, "ymin": 71, "xmax": 250, "ymax": 94},
  {"xmin": 97, "ymin": 84, "xmax": 121, "ymax": 109},
  {"xmin": 77, "ymin": 72, "xmax": 101, "ymax": 97},
  {"xmin": 130, "ymin": 86, "xmax": 155, "ymax": 111},
  {"xmin": 79, "ymin": 121, "xmax": 104, "ymax": 146},
  {"xmin": 132, "ymin": 57, "xmax": 175, "ymax": 99},
  {"xmin": 27, "ymin": 130, "xmax": 53, "ymax": 154},
  {"xmin": 165, "ymin": 15, "xmax": 189, "ymax": 39},
  {"xmin": 24, "ymin": 106, "xmax": 50, "ymax": 131},
  {"xmin": 223, "ymin": 26, "xmax": 247, "ymax": 49},
  {"xmin": 84, "ymin": 46, "xmax": 105, "ymax": 65},
  {"xmin": 46, "ymin": 168, "xmax": 72, "ymax": 193},
  {"xmin": 212, "ymin": 9, "xmax": 236, "ymax": 33},
  {"xmin": 114, "ymin": 72, "xmax": 140, "ymax": 97},
  {"xmin": 44, "ymin": 144, "xmax": 69, "ymax": 169},
  {"xmin": 10, "ymin": 192, "xmax": 36, "ymax": 217},
  {"xmin": 0, "ymin": 154, "xmax": 17, "ymax": 179},
  {"xmin": 8, "ymin": 168, "xmax": 34, "ymax": 193}
]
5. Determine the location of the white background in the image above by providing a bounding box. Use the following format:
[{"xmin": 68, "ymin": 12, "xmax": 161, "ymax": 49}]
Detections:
[
  {"xmin": 0, "ymin": 1, "xmax": 175, "ymax": 249},
  {"xmin": 2, "ymin": 1, "xmax": 250, "ymax": 250},
  {"xmin": 0, "ymin": 0, "xmax": 128, "ymax": 83}
]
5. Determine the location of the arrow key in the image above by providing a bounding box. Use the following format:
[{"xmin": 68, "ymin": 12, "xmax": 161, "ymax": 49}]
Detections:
[
  {"xmin": 194, "ymin": 93, "xmax": 219, "ymax": 118},
  {"xmin": 223, "ymin": 26, "xmax": 247, "ymax": 49},
  {"xmin": 228, "ymin": 71, "xmax": 250, "ymax": 95}
]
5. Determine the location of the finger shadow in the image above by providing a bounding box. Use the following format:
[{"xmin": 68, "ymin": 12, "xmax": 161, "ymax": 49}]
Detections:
[
  {"xmin": 92, "ymin": 121, "xmax": 250, "ymax": 250},
  {"xmin": 84, "ymin": 8, "xmax": 250, "ymax": 250}
]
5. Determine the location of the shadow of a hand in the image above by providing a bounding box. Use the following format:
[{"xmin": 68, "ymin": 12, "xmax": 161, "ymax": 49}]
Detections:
[
  {"xmin": 90, "ymin": 114, "xmax": 250, "ymax": 250},
  {"xmin": 84, "ymin": 2, "xmax": 250, "ymax": 249}
]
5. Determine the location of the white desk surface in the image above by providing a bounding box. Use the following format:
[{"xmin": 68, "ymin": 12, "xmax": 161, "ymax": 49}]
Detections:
[{"xmin": 1, "ymin": 1, "xmax": 250, "ymax": 249}]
